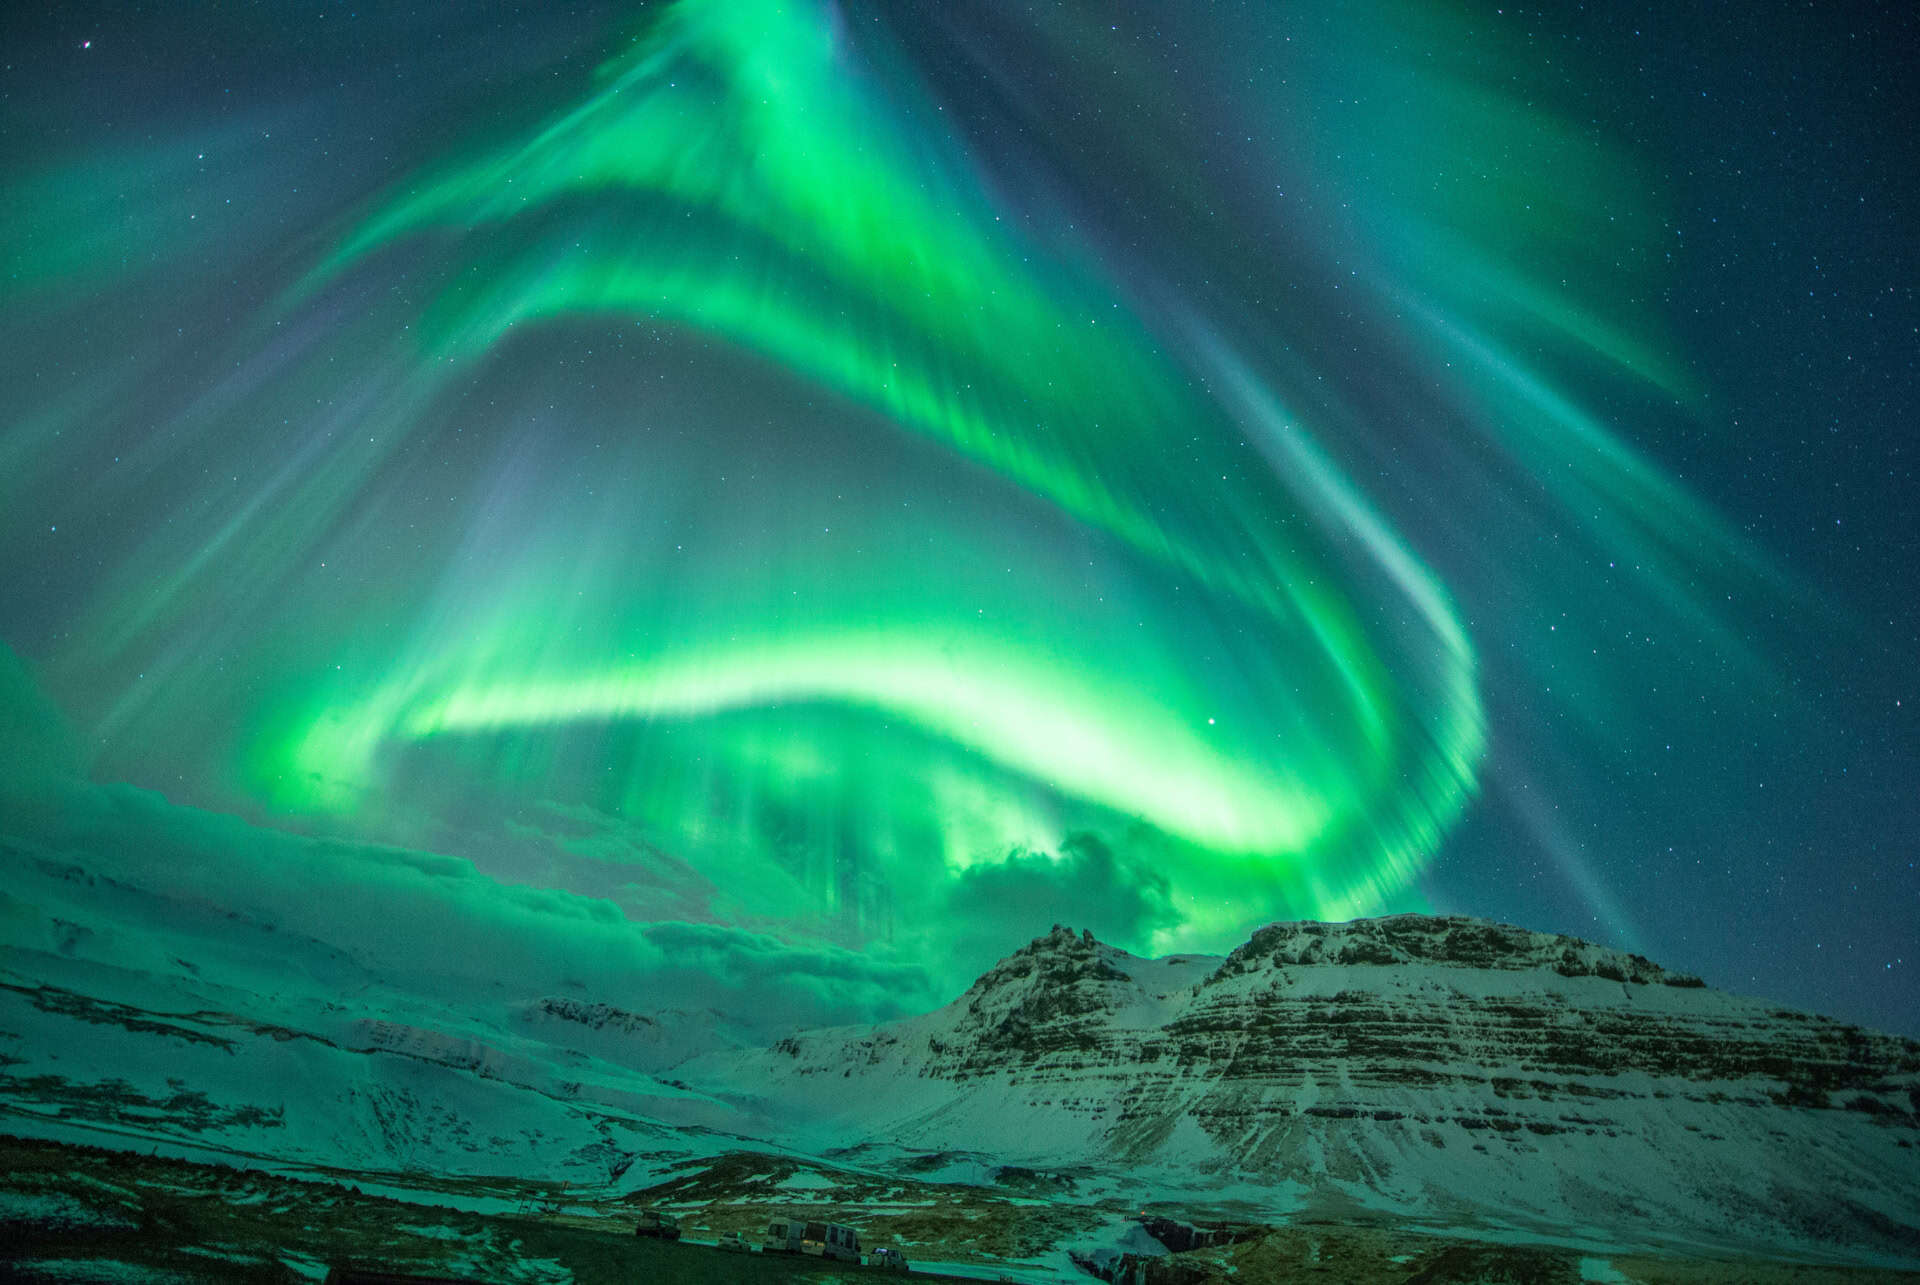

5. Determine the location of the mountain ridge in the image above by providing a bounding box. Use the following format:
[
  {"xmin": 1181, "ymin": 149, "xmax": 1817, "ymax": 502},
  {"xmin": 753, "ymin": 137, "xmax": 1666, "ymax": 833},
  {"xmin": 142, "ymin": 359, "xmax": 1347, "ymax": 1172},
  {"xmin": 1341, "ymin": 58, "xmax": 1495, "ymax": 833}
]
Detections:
[
  {"xmin": 4, "ymin": 911, "xmax": 1918, "ymax": 1270},
  {"xmin": 698, "ymin": 913, "xmax": 1920, "ymax": 1263}
]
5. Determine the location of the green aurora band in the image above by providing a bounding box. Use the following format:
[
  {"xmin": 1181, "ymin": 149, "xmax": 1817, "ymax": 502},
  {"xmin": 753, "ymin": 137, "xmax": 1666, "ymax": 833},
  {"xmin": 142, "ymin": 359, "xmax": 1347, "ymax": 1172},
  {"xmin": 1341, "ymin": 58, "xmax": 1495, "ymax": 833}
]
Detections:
[
  {"xmin": 264, "ymin": 0, "xmax": 1483, "ymax": 939},
  {"xmin": 0, "ymin": 0, "xmax": 1788, "ymax": 975}
]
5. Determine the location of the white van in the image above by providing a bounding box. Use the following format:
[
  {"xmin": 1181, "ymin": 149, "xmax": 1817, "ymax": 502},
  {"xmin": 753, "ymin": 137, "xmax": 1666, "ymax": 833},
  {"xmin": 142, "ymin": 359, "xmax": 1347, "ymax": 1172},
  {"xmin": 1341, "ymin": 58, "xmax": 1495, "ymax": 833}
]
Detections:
[{"xmin": 763, "ymin": 1217, "xmax": 861, "ymax": 1262}]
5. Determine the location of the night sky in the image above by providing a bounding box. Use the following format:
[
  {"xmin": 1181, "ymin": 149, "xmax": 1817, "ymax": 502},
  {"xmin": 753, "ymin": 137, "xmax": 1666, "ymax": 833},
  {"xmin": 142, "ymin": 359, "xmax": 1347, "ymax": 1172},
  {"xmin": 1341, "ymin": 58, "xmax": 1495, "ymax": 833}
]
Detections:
[{"xmin": 2, "ymin": 1, "xmax": 1914, "ymax": 1038}]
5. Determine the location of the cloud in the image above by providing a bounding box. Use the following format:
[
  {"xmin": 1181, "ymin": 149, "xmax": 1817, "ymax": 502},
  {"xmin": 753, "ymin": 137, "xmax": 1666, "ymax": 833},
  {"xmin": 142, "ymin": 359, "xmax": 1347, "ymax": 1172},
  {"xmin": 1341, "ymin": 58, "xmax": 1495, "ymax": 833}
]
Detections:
[
  {"xmin": 0, "ymin": 646, "xmax": 934, "ymax": 1034},
  {"xmin": 938, "ymin": 831, "xmax": 1181, "ymax": 972},
  {"xmin": 637, "ymin": 920, "xmax": 934, "ymax": 1028}
]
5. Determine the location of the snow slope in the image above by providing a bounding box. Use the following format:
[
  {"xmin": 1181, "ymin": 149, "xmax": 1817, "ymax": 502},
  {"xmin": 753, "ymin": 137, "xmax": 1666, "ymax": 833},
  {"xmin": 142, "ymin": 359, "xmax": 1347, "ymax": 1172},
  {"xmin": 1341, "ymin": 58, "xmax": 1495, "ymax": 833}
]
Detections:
[
  {"xmin": 6, "ymin": 888, "xmax": 1917, "ymax": 1268},
  {"xmin": 694, "ymin": 918, "xmax": 1920, "ymax": 1264}
]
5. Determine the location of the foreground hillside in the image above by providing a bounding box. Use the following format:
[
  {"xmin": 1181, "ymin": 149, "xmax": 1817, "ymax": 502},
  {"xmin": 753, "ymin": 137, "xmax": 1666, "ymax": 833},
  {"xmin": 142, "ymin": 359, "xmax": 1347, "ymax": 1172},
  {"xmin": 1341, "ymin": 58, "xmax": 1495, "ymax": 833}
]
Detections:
[
  {"xmin": 6, "ymin": 1134, "xmax": 1920, "ymax": 1284},
  {"xmin": 4, "ymin": 914, "xmax": 1918, "ymax": 1279}
]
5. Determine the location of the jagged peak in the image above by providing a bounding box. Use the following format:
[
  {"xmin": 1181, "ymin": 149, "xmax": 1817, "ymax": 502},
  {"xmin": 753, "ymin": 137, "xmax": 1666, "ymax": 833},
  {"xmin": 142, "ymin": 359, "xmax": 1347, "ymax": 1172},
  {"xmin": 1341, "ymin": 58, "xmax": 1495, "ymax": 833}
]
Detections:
[
  {"xmin": 946, "ymin": 925, "xmax": 1141, "ymax": 1045},
  {"xmin": 964, "ymin": 925, "xmax": 1132, "ymax": 992},
  {"xmin": 1206, "ymin": 914, "xmax": 1701, "ymax": 987},
  {"xmin": 953, "ymin": 914, "xmax": 1714, "ymax": 1018}
]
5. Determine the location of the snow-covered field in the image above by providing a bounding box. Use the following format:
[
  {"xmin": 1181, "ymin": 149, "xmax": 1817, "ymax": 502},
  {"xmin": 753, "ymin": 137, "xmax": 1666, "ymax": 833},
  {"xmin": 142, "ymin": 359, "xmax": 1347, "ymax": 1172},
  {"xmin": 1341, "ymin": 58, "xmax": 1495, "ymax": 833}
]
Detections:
[{"xmin": 4, "ymin": 914, "xmax": 1918, "ymax": 1280}]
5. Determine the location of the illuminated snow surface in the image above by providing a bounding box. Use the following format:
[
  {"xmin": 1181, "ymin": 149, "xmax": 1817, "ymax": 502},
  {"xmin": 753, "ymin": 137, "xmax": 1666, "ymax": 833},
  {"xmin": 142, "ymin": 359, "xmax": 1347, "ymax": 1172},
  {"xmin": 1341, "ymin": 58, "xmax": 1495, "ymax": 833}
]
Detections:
[{"xmin": 4, "ymin": 917, "xmax": 1917, "ymax": 1279}]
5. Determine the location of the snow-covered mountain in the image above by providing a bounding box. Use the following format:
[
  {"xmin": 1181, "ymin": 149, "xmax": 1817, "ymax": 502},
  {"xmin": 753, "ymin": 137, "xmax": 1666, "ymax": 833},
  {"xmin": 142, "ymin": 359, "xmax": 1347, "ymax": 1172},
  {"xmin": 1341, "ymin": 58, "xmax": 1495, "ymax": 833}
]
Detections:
[
  {"xmin": 697, "ymin": 917, "xmax": 1920, "ymax": 1263},
  {"xmin": 6, "ymin": 907, "xmax": 1918, "ymax": 1269}
]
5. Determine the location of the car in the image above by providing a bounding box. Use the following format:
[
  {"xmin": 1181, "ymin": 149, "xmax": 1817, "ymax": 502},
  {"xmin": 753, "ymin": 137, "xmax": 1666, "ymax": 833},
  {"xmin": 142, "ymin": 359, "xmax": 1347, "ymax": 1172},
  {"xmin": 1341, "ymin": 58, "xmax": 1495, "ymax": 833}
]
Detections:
[
  {"xmin": 763, "ymin": 1217, "xmax": 861, "ymax": 1262},
  {"xmin": 867, "ymin": 1246, "xmax": 909, "ymax": 1272},
  {"xmin": 717, "ymin": 1230, "xmax": 751, "ymax": 1253},
  {"xmin": 633, "ymin": 1209, "xmax": 681, "ymax": 1241}
]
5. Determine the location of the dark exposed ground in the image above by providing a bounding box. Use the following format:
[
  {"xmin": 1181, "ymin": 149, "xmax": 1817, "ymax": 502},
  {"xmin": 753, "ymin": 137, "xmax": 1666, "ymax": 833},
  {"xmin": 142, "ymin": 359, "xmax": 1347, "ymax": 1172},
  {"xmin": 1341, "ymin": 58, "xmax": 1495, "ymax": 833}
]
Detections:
[
  {"xmin": 3, "ymin": 1135, "xmax": 1918, "ymax": 1284},
  {"xmin": 0, "ymin": 1135, "xmax": 924, "ymax": 1284},
  {"xmin": 1124, "ymin": 1225, "xmax": 1920, "ymax": 1284}
]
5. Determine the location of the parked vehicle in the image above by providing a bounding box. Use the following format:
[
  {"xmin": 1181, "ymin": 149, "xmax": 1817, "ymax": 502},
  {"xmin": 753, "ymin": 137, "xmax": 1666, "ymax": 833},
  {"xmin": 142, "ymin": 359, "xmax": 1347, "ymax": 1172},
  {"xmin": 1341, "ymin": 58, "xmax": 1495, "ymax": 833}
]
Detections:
[
  {"xmin": 762, "ymin": 1217, "xmax": 861, "ymax": 1262},
  {"xmin": 717, "ymin": 1230, "xmax": 751, "ymax": 1253},
  {"xmin": 633, "ymin": 1209, "xmax": 680, "ymax": 1241},
  {"xmin": 867, "ymin": 1245, "xmax": 909, "ymax": 1272}
]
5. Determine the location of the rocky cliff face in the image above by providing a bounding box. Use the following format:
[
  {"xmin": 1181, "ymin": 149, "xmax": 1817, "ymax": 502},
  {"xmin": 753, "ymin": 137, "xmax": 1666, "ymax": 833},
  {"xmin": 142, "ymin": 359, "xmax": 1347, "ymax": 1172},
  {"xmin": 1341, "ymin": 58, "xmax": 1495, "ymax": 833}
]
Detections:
[
  {"xmin": 708, "ymin": 916, "xmax": 1920, "ymax": 1262},
  {"xmin": 8, "ymin": 907, "xmax": 1917, "ymax": 1265}
]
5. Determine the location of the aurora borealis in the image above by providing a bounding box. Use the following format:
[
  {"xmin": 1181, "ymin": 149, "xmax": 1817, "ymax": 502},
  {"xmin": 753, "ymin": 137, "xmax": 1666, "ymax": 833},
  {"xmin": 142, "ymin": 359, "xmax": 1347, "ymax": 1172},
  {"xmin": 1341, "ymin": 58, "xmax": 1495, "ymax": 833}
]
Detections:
[{"xmin": 2, "ymin": 1, "xmax": 1915, "ymax": 1035}]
